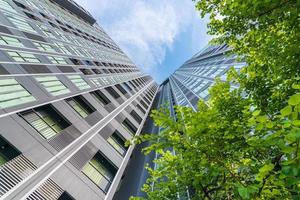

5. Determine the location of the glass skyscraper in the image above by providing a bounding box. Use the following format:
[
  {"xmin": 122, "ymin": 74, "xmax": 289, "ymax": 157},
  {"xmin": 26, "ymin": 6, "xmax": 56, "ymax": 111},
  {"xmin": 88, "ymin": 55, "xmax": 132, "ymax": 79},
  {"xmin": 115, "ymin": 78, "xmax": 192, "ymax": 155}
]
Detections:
[
  {"xmin": 168, "ymin": 44, "xmax": 245, "ymax": 110},
  {"xmin": 115, "ymin": 44, "xmax": 246, "ymax": 199}
]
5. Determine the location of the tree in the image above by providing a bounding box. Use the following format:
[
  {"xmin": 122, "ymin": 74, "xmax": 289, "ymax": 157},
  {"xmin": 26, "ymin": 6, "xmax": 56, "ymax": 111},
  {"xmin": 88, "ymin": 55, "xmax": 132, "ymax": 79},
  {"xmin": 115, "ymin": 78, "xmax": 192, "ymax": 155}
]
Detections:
[{"xmin": 130, "ymin": 0, "xmax": 300, "ymax": 199}]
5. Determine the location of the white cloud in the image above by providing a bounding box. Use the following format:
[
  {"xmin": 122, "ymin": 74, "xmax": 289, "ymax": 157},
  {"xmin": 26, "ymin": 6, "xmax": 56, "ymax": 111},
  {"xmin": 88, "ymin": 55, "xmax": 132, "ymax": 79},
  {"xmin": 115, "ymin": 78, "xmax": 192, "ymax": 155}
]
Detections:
[{"xmin": 75, "ymin": 0, "xmax": 207, "ymax": 75}]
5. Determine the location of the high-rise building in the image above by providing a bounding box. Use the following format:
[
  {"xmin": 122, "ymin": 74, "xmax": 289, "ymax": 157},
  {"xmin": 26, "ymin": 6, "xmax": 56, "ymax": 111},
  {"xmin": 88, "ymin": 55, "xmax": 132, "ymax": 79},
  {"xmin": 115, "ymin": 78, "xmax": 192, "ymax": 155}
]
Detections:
[
  {"xmin": 0, "ymin": 0, "xmax": 158, "ymax": 200},
  {"xmin": 115, "ymin": 44, "xmax": 246, "ymax": 199},
  {"xmin": 167, "ymin": 44, "xmax": 245, "ymax": 110}
]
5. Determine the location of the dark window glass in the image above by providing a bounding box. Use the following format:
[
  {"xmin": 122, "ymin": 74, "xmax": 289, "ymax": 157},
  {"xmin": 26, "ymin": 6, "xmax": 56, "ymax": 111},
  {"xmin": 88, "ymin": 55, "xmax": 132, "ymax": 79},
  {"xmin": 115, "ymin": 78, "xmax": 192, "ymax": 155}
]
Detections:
[
  {"xmin": 79, "ymin": 68, "xmax": 93, "ymax": 75},
  {"xmin": 69, "ymin": 58, "xmax": 82, "ymax": 65},
  {"xmin": 136, "ymin": 104, "xmax": 146, "ymax": 114},
  {"xmin": 143, "ymin": 96, "xmax": 151, "ymax": 105},
  {"xmin": 130, "ymin": 110, "xmax": 142, "ymax": 123},
  {"xmin": 122, "ymin": 119, "xmax": 137, "ymax": 135},
  {"xmin": 91, "ymin": 90, "xmax": 111, "ymax": 105},
  {"xmin": 58, "ymin": 192, "xmax": 75, "ymax": 200},
  {"xmin": 140, "ymin": 100, "xmax": 148, "ymax": 109},
  {"xmin": 115, "ymin": 84, "xmax": 127, "ymax": 95},
  {"xmin": 107, "ymin": 131, "xmax": 127, "ymax": 156},
  {"xmin": 92, "ymin": 69, "xmax": 101, "ymax": 74},
  {"xmin": 66, "ymin": 95, "xmax": 95, "ymax": 118},
  {"xmin": 82, "ymin": 152, "xmax": 117, "ymax": 193},
  {"xmin": 0, "ymin": 136, "xmax": 20, "ymax": 166},
  {"xmin": 122, "ymin": 82, "xmax": 132, "ymax": 92},
  {"xmin": 105, "ymin": 87, "xmax": 120, "ymax": 99},
  {"xmin": 19, "ymin": 104, "xmax": 70, "ymax": 139}
]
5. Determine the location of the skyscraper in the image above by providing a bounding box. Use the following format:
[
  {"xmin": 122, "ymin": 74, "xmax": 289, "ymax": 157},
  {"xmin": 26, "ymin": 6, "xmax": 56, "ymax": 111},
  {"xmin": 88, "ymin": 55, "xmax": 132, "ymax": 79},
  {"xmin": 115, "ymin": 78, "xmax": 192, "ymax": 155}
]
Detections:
[
  {"xmin": 0, "ymin": 0, "xmax": 158, "ymax": 200},
  {"xmin": 167, "ymin": 44, "xmax": 245, "ymax": 110},
  {"xmin": 115, "ymin": 44, "xmax": 246, "ymax": 199}
]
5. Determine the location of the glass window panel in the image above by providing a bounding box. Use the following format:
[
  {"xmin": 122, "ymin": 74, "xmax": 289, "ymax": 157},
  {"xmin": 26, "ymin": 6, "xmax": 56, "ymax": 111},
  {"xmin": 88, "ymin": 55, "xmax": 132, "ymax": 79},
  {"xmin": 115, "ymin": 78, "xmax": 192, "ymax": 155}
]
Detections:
[
  {"xmin": 67, "ymin": 75, "xmax": 90, "ymax": 90},
  {"xmin": 7, "ymin": 15, "xmax": 36, "ymax": 33},
  {"xmin": 0, "ymin": 0, "xmax": 17, "ymax": 13},
  {"xmin": 35, "ymin": 76, "xmax": 70, "ymax": 96},
  {"xmin": 7, "ymin": 51, "xmax": 40, "ymax": 63},
  {"xmin": 19, "ymin": 105, "xmax": 70, "ymax": 139},
  {"xmin": 0, "ymin": 78, "xmax": 35, "ymax": 108},
  {"xmin": 33, "ymin": 42, "xmax": 56, "ymax": 52},
  {"xmin": 0, "ymin": 35, "xmax": 23, "ymax": 47},
  {"xmin": 66, "ymin": 96, "xmax": 94, "ymax": 118}
]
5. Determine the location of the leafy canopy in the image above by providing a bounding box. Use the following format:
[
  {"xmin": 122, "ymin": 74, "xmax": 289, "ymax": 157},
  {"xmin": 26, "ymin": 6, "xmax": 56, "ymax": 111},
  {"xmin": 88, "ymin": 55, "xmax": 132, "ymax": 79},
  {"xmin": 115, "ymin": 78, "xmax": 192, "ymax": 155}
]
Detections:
[{"xmin": 131, "ymin": 0, "xmax": 300, "ymax": 199}]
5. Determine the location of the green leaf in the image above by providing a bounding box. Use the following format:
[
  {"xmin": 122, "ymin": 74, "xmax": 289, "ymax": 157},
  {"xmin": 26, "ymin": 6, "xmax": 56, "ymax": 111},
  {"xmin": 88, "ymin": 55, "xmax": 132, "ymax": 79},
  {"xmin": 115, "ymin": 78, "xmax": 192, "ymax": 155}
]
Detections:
[
  {"xmin": 295, "ymin": 104, "xmax": 300, "ymax": 112},
  {"xmin": 256, "ymin": 123, "xmax": 264, "ymax": 130},
  {"xmin": 285, "ymin": 129, "xmax": 300, "ymax": 142},
  {"xmin": 288, "ymin": 94, "xmax": 300, "ymax": 106},
  {"xmin": 266, "ymin": 122, "xmax": 274, "ymax": 128},
  {"xmin": 253, "ymin": 110, "xmax": 260, "ymax": 117},
  {"xmin": 282, "ymin": 166, "xmax": 299, "ymax": 177},
  {"xmin": 256, "ymin": 115, "xmax": 267, "ymax": 123},
  {"xmin": 280, "ymin": 105, "xmax": 292, "ymax": 116},
  {"xmin": 238, "ymin": 187, "xmax": 250, "ymax": 199},
  {"xmin": 256, "ymin": 163, "xmax": 274, "ymax": 181},
  {"xmin": 292, "ymin": 83, "xmax": 300, "ymax": 90},
  {"xmin": 293, "ymin": 120, "xmax": 300, "ymax": 126},
  {"xmin": 260, "ymin": 163, "xmax": 275, "ymax": 173}
]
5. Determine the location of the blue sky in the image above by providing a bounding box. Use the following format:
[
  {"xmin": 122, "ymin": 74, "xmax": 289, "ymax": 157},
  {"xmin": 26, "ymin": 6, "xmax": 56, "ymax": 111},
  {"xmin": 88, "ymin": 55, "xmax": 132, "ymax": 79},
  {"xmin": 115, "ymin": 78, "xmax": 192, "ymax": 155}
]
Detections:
[{"xmin": 75, "ymin": 0, "xmax": 212, "ymax": 83}]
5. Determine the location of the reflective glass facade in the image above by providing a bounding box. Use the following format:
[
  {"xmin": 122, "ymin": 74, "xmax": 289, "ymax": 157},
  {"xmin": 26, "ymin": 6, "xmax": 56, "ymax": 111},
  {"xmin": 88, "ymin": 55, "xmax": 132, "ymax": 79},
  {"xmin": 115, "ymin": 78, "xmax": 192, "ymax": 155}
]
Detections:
[{"xmin": 169, "ymin": 44, "xmax": 245, "ymax": 110}]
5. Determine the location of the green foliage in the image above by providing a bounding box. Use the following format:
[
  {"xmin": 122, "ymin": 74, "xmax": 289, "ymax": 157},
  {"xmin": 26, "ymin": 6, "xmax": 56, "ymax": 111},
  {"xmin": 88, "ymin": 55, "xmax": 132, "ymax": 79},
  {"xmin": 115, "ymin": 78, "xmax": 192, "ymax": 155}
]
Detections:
[{"xmin": 130, "ymin": 0, "xmax": 300, "ymax": 199}]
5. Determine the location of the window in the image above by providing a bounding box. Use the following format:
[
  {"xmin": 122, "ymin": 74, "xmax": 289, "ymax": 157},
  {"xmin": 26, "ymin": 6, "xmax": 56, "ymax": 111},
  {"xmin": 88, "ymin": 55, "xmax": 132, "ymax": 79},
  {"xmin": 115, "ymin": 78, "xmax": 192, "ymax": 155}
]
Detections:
[
  {"xmin": 69, "ymin": 58, "xmax": 82, "ymax": 65},
  {"xmin": 82, "ymin": 152, "xmax": 117, "ymax": 192},
  {"xmin": 122, "ymin": 119, "xmax": 137, "ymax": 135},
  {"xmin": 107, "ymin": 131, "xmax": 127, "ymax": 156},
  {"xmin": 122, "ymin": 82, "xmax": 132, "ymax": 92},
  {"xmin": 54, "ymin": 42, "xmax": 71, "ymax": 55},
  {"xmin": 140, "ymin": 100, "xmax": 148, "ymax": 109},
  {"xmin": 13, "ymin": 0, "xmax": 30, "ymax": 11},
  {"xmin": 92, "ymin": 69, "xmax": 101, "ymax": 74},
  {"xmin": 105, "ymin": 87, "xmax": 120, "ymax": 99},
  {"xmin": 7, "ymin": 15, "xmax": 36, "ymax": 33},
  {"xmin": 8, "ymin": 51, "xmax": 40, "ymax": 63},
  {"xmin": 115, "ymin": 84, "xmax": 127, "ymax": 95},
  {"xmin": 36, "ymin": 24, "xmax": 56, "ymax": 38},
  {"xmin": 0, "ymin": 78, "xmax": 36, "ymax": 108},
  {"xmin": 89, "ymin": 78, "xmax": 102, "ymax": 87},
  {"xmin": 33, "ymin": 42, "xmax": 56, "ymax": 52},
  {"xmin": 91, "ymin": 90, "xmax": 110, "ymax": 105},
  {"xmin": 67, "ymin": 75, "xmax": 91, "ymax": 90},
  {"xmin": 66, "ymin": 95, "xmax": 95, "ymax": 118},
  {"xmin": 130, "ymin": 110, "xmax": 142, "ymax": 123},
  {"xmin": 79, "ymin": 68, "xmax": 93, "ymax": 75},
  {"xmin": 143, "ymin": 96, "xmax": 151, "ymax": 105},
  {"xmin": 0, "ymin": 135, "xmax": 20, "ymax": 166},
  {"xmin": 19, "ymin": 104, "xmax": 70, "ymax": 139},
  {"xmin": 58, "ymin": 192, "xmax": 75, "ymax": 200},
  {"xmin": 136, "ymin": 104, "xmax": 146, "ymax": 114},
  {"xmin": 47, "ymin": 56, "xmax": 67, "ymax": 64},
  {"xmin": 24, "ymin": 12, "xmax": 40, "ymax": 22},
  {"xmin": 0, "ymin": 35, "xmax": 23, "ymax": 47},
  {"xmin": 0, "ymin": 0, "xmax": 17, "ymax": 13},
  {"xmin": 35, "ymin": 76, "xmax": 70, "ymax": 96}
]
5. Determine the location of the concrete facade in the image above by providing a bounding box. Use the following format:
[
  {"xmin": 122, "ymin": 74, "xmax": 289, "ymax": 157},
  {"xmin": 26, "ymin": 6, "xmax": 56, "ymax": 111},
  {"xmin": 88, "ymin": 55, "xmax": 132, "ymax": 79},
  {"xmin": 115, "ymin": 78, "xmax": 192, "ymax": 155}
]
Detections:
[{"xmin": 0, "ymin": 0, "xmax": 158, "ymax": 200}]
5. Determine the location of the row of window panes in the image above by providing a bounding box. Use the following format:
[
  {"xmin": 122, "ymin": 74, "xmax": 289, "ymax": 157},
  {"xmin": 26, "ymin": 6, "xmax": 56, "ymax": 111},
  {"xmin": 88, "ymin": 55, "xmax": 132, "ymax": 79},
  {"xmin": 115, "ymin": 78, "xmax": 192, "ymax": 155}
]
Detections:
[
  {"xmin": 0, "ymin": 0, "xmax": 127, "ymax": 63},
  {"xmin": 0, "ymin": 0, "xmax": 17, "ymax": 13},
  {"xmin": 0, "ymin": 74, "xmax": 148, "ymax": 111},
  {"xmin": 0, "ymin": 78, "xmax": 36, "ymax": 109},
  {"xmin": 0, "ymin": 35, "xmax": 23, "ymax": 47},
  {"xmin": 7, "ymin": 51, "xmax": 40, "ymax": 63}
]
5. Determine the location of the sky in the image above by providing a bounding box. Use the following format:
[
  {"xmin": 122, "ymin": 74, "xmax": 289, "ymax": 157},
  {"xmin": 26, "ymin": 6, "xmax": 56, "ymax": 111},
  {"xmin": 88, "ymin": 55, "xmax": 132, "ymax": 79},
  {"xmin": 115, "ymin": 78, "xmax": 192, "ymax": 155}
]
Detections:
[{"xmin": 74, "ymin": 0, "xmax": 212, "ymax": 83}]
